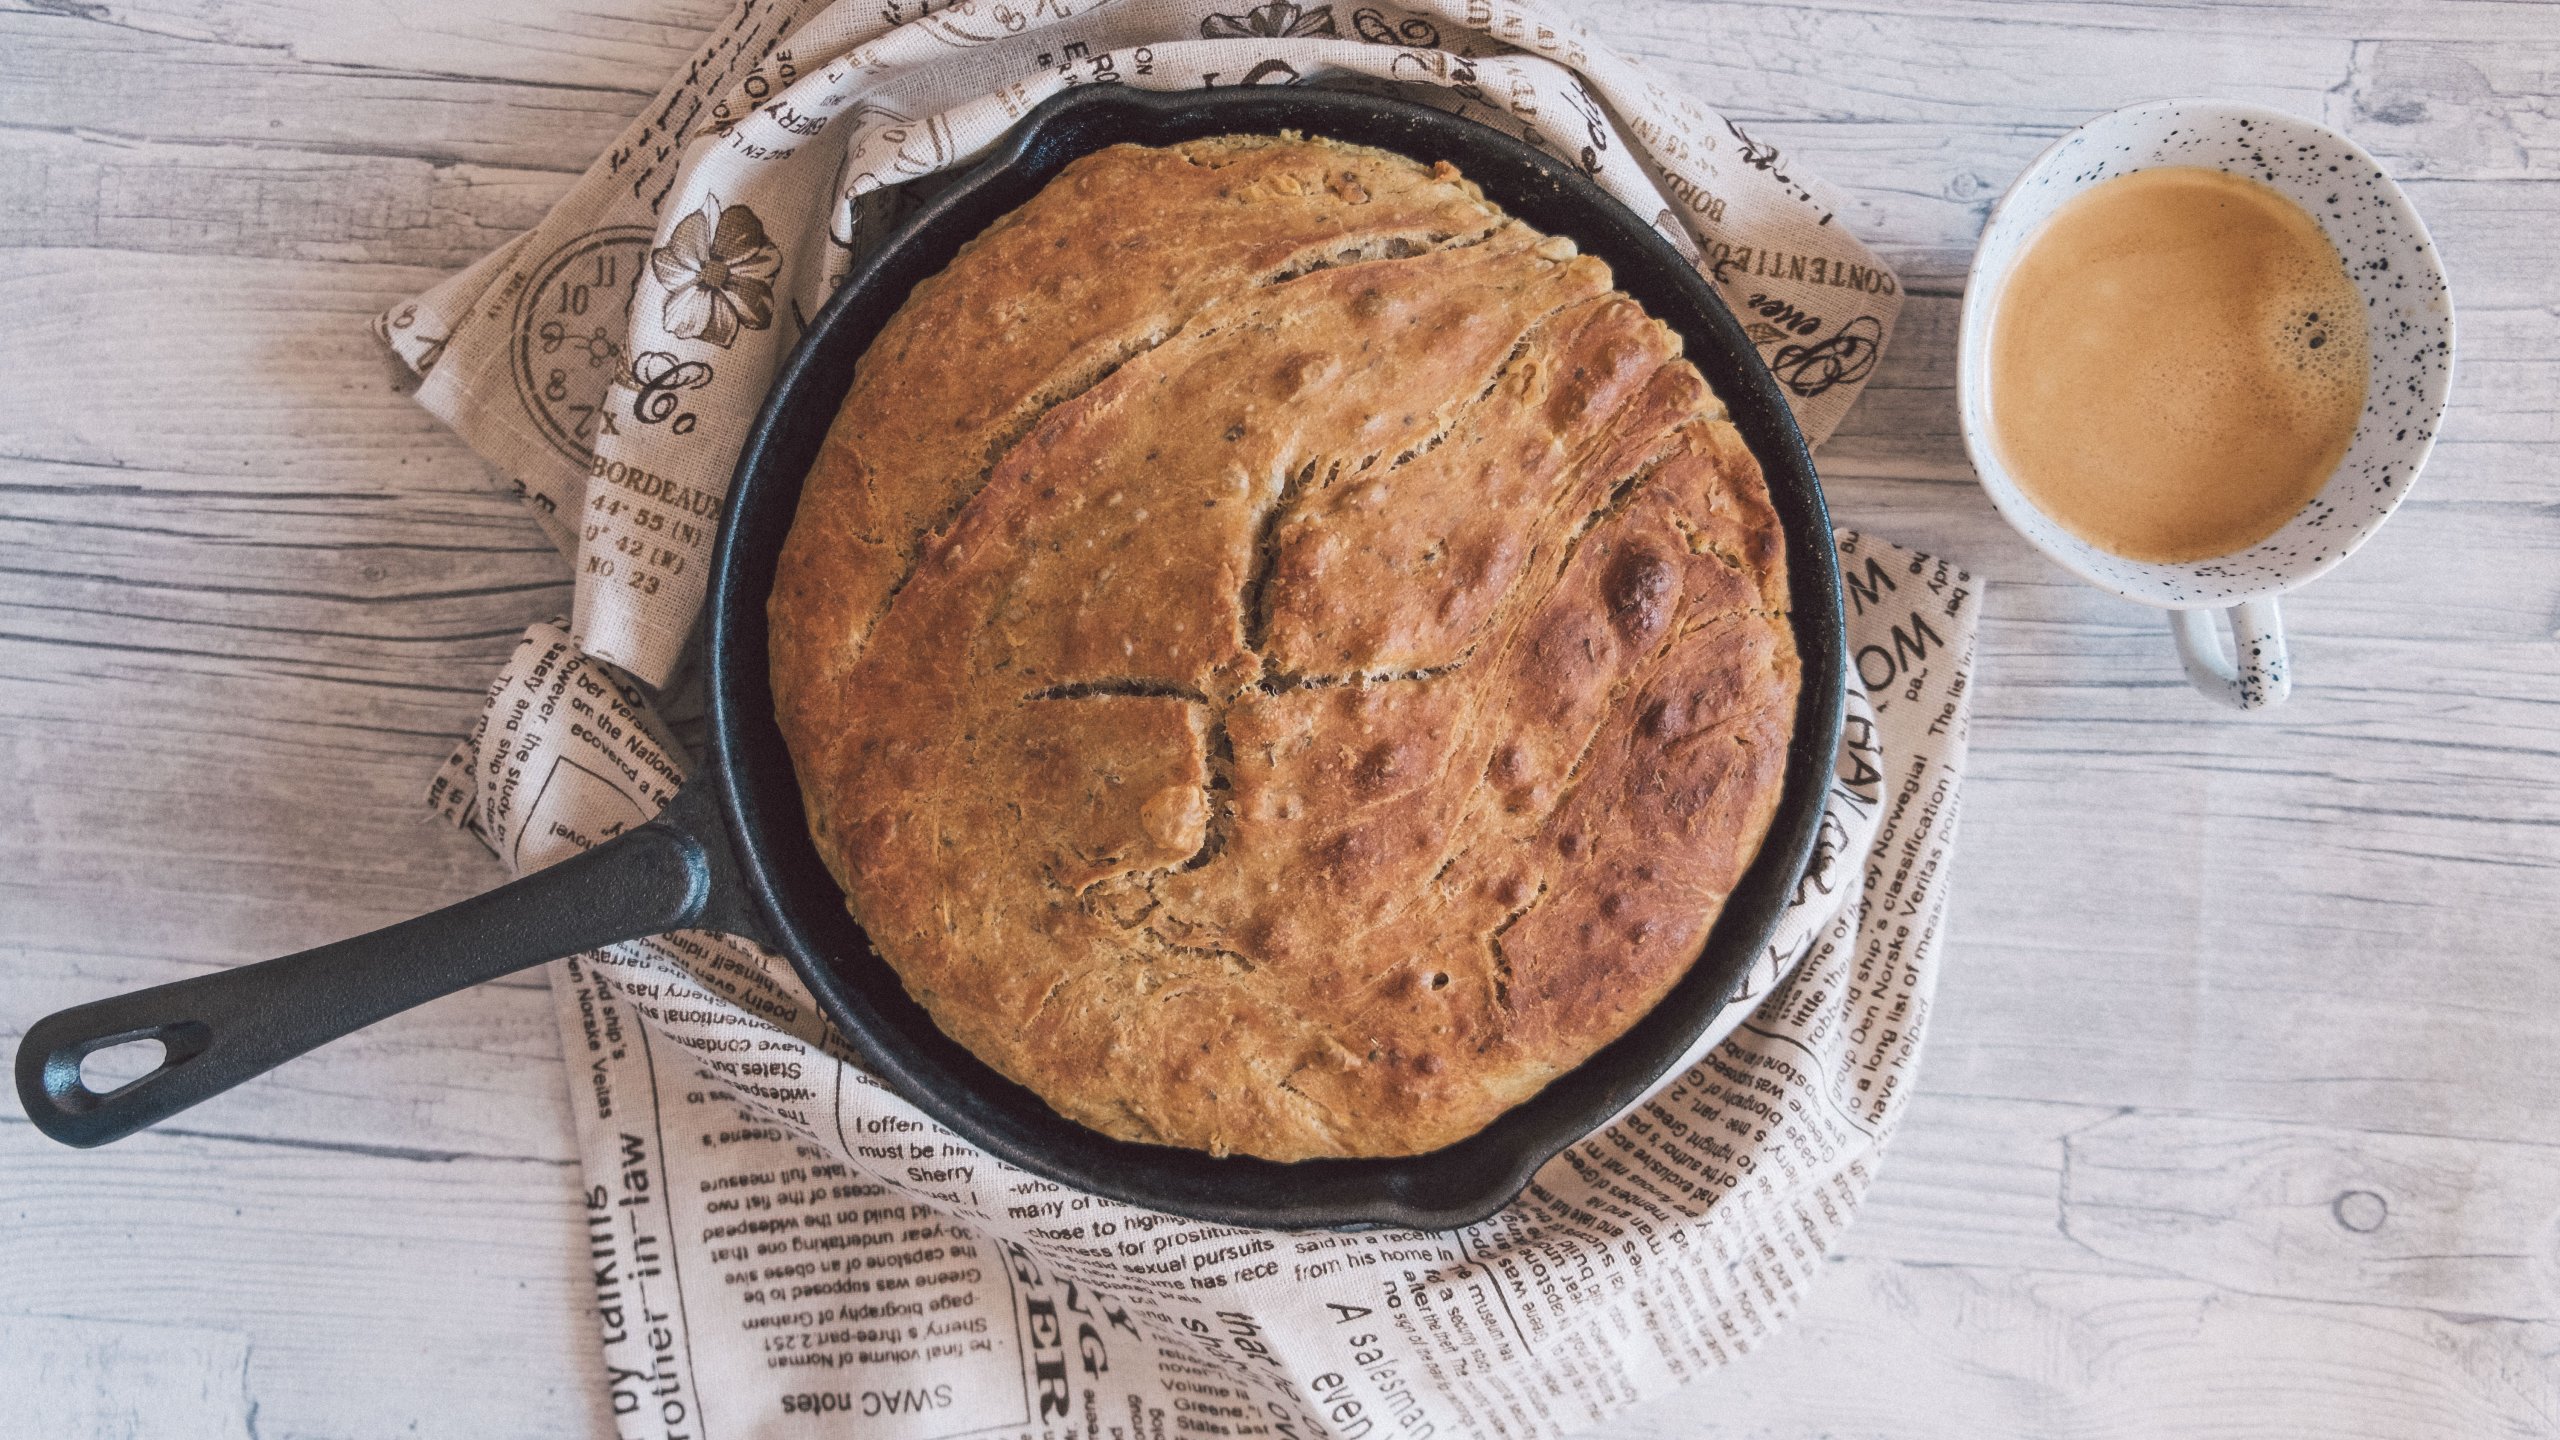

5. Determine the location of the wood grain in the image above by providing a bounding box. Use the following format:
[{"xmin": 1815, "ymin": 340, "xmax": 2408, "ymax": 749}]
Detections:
[
  {"xmin": 1, "ymin": 0, "xmax": 2555, "ymax": 1435},
  {"xmin": 1600, "ymin": 1097, "xmax": 2560, "ymax": 1437},
  {"xmin": 0, "ymin": 1124, "xmax": 607, "ymax": 1438},
  {"xmin": 2, "ymin": 1314, "xmax": 255, "ymax": 1440}
]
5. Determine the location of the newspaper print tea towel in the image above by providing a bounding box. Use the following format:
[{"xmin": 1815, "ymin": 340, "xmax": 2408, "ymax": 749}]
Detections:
[
  {"xmin": 378, "ymin": 0, "xmax": 1904, "ymax": 689},
  {"xmin": 386, "ymin": 1, "xmax": 1936, "ymax": 1432},
  {"xmin": 428, "ymin": 533, "xmax": 1977, "ymax": 1439}
]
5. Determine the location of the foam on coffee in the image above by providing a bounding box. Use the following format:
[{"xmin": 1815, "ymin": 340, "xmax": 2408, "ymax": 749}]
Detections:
[{"xmin": 1988, "ymin": 166, "xmax": 2369, "ymax": 564}]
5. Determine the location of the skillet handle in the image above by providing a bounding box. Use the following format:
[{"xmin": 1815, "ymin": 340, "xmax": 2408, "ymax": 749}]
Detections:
[{"xmin": 15, "ymin": 782, "xmax": 751, "ymax": 1148}]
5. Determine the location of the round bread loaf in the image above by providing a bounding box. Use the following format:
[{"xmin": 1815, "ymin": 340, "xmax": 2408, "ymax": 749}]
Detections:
[{"xmin": 768, "ymin": 134, "xmax": 1798, "ymax": 1161}]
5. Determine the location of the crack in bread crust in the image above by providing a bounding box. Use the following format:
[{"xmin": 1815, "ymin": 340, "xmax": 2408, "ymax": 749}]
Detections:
[
  {"xmin": 769, "ymin": 136, "xmax": 1799, "ymax": 1161},
  {"xmin": 870, "ymin": 220, "xmax": 1512, "ymax": 653}
]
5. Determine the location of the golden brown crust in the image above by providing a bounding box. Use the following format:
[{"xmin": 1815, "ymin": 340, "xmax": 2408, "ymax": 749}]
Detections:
[{"xmin": 768, "ymin": 136, "xmax": 1798, "ymax": 1161}]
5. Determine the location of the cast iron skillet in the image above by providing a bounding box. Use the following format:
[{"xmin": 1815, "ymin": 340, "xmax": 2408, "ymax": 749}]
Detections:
[{"xmin": 16, "ymin": 84, "xmax": 1845, "ymax": 1231}]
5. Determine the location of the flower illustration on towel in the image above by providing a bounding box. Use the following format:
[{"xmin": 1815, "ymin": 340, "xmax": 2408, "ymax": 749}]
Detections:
[
  {"xmin": 1201, "ymin": 2, "xmax": 1336, "ymax": 38},
  {"xmin": 649, "ymin": 196, "xmax": 780, "ymax": 348}
]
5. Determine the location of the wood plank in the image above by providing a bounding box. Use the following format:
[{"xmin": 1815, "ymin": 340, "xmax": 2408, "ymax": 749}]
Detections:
[
  {"xmin": 0, "ymin": 248, "xmax": 507, "ymax": 479},
  {"xmin": 2334, "ymin": 39, "xmax": 2560, "ymax": 181},
  {"xmin": 62, "ymin": 0, "xmax": 2530, "ymax": 103},
  {"xmin": 1813, "ymin": 1091, "xmax": 2127, "ymax": 1275},
  {"xmin": 0, "ymin": 1121, "xmax": 611, "ymax": 1440},
  {"xmin": 1803, "ymin": 472, "xmax": 2560, "ymax": 1149},
  {"xmin": 0, "ymin": 1315, "xmax": 255, "ymax": 1440},
  {"xmin": 1589, "ymin": 1100, "xmax": 2560, "ymax": 1435},
  {"xmin": 1601, "ymin": 0, "xmax": 2560, "ymax": 187},
  {"xmin": 0, "ymin": 126, "xmax": 575, "ymax": 268},
  {"xmin": 0, "ymin": 471, "xmax": 568, "ymax": 667},
  {"xmin": 0, "ymin": 13, "xmax": 651, "ymax": 171},
  {"xmin": 3, "ymin": 0, "xmax": 728, "ymax": 91},
  {"xmin": 1598, "ymin": 1260, "xmax": 2560, "ymax": 1437},
  {"xmin": 1595, "ymin": 0, "xmax": 2560, "ymax": 49},
  {"xmin": 2059, "ymin": 1112, "xmax": 2560, "ymax": 1322},
  {"xmin": 1712, "ymin": 142, "xmax": 2560, "ymax": 287},
  {"xmin": 1597, "ymin": 0, "xmax": 2356, "ymax": 132}
]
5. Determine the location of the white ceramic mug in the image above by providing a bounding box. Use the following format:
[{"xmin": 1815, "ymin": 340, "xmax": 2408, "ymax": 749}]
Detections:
[{"xmin": 1958, "ymin": 100, "xmax": 2454, "ymax": 709}]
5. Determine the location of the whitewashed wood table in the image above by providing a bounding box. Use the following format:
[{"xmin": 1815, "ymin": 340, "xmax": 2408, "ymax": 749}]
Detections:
[{"xmin": 4, "ymin": 1, "xmax": 2556, "ymax": 1435}]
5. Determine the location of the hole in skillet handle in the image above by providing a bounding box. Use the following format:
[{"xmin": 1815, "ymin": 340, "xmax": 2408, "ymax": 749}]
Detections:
[
  {"xmin": 79, "ymin": 1033, "xmax": 184, "ymax": 1094},
  {"xmin": 708, "ymin": 85, "xmax": 1846, "ymax": 1233},
  {"xmin": 41, "ymin": 1024, "xmax": 210, "ymax": 1115}
]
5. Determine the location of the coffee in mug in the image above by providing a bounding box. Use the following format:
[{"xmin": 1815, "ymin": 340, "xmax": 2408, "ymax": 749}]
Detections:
[
  {"xmin": 1958, "ymin": 101, "xmax": 2454, "ymax": 711},
  {"xmin": 1987, "ymin": 167, "xmax": 2369, "ymax": 565}
]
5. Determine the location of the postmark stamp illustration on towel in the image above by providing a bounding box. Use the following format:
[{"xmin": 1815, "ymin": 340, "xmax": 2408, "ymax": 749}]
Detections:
[{"xmin": 505, "ymin": 226, "xmax": 653, "ymax": 471}]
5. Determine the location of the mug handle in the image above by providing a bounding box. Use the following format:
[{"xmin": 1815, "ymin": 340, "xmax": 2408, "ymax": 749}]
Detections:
[{"xmin": 2169, "ymin": 597, "xmax": 2290, "ymax": 710}]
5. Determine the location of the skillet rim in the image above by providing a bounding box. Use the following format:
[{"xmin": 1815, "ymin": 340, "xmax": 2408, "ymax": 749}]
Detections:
[{"xmin": 707, "ymin": 83, "xmax": 1847, "ymax": 1232}]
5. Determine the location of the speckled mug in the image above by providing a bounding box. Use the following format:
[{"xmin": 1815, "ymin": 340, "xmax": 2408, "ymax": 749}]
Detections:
[{"xmin": 1959, "ymin": 100, "xmax": 2453, "ymax": 709}]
